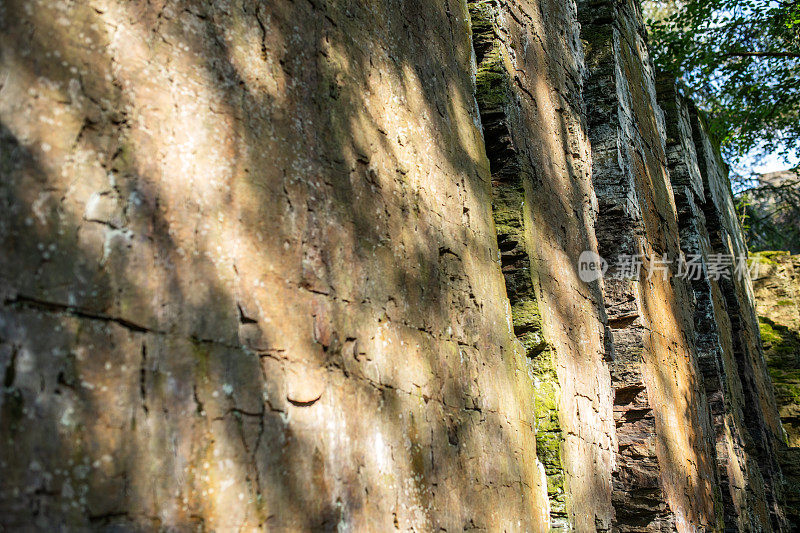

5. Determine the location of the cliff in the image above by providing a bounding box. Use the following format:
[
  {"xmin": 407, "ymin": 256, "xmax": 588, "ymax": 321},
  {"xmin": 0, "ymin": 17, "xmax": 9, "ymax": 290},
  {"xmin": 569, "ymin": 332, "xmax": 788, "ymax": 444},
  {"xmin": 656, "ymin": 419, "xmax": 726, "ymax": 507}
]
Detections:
[
  {"xmin": 0, "ymin": 0, "xmax": 791, "ymax": 530},
  {"xmin": 752, "ymin": 251, "xmax": 800, "ymax": 528}
]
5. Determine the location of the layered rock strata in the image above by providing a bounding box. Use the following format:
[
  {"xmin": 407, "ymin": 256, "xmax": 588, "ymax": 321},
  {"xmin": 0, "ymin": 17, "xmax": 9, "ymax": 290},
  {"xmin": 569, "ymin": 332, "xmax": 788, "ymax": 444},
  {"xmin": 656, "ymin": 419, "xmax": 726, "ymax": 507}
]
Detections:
[
  {"xmin": 752, "ymin": 251, "xmax": 800, "ymax": 530},
  {"xmin": 0, "ymin": 0, "xmax": 790, "ymax": 530},
  {"xmin": 578, "ymin": 1, "xmax": 730, "ymax": 530},
  {"xmin": 657, "ymin": 77, "xmax": 787, "ymax": 532}
]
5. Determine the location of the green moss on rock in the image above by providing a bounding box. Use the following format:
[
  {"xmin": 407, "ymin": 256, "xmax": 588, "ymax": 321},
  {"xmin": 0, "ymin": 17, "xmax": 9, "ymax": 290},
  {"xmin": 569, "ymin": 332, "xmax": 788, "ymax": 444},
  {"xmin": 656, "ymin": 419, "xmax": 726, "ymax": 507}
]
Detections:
[
  {"xmin": 752, "ymin": 250, "xmax": 790, "ymax": 265},
  {"xmin": 469, "ymin": 0, "xmax": 564, "ymax": 522},
  {"xmin": 760, "ymin": 316, "xmax": 800, "ymax": 367},
  {"xmin": 760, "ymin": 318, "xmax": 784, "ymax": 347},
  {"xmin": 469, "ymin": 1, "xmax": 511, "ymax": 113}
]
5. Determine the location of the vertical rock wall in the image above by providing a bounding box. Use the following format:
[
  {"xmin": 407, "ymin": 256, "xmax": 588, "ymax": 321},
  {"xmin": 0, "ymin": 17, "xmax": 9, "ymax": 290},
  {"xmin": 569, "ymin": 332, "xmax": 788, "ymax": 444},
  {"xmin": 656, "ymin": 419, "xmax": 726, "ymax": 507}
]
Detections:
[
  {"xmin": 657, "ymin": 78, "xmax": 752, "ymax": 531},
  {"xmin": 688, "ymin": 103, "xmax": 787, "ymax": 530},
  {"xmin": 0, "ymin": 0, "xmax": 790, "ymax": 530},
  {"xmin": 578, "ymin": 0, "xmax": 723, "ymax": 530},
  {"xmin": 752, "ymin": 251, "xmax": 800, "ymax": 530},
  {"xmin": 0, "ymin": 0, "xmax": 552, "ymax": 529},
  {"xmin": 657, "ymin": 79, "xmax": 788, "ymax": 531},
  {"xmin": 467, "ymin": 1, "xmax": 615, "ymax": 529},
  {"xmin": 754, "ymin": 252, "xmax": 800, "ymax": 446}
]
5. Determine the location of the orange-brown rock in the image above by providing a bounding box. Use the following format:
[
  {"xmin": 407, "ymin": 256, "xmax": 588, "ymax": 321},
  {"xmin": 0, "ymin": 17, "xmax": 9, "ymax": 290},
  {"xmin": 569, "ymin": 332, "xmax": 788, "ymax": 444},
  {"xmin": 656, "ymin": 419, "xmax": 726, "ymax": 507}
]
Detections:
[{"xmin": 0, "ymin": 0, "xmax": 790, "ymax": 530}]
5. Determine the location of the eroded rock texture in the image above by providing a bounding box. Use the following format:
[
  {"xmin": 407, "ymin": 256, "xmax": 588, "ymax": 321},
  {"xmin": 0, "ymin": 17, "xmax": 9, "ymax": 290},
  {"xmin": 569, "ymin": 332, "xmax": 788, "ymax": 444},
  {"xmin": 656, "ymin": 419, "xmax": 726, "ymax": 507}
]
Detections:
[
  {"xmin": 752, "ymin": 251, "xmax": 800, "ymax": 530},
  {"xmin": 579, "ymin": 1, "xmax": 727, "ymax": 530},
  {"xmin": 0, "ymin": 0, "xmax": 790, "ymax": 531},
  {"xmin": 754, "ymin": 252, "xmax": 800, "ymax": 446},
  {"xmin": 0, "ymin": 0, "xmax": 552, "ymax": 529},
  {"xmin": 688, "ymin": 102, "xmax": 788, "ymax": 531},
  {"xmin": 657, "ymin": 78, "xmax": 788, "ymax": 532},
  {"xmin": 468, "ymin": 1, "xmax": 615, "ymax": 529}
]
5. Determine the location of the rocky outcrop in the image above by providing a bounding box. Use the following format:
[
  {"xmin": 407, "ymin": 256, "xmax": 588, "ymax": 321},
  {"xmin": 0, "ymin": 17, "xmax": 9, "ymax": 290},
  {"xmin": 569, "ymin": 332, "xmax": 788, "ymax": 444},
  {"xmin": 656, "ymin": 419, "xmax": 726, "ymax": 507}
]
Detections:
[
  {"xmin": 690, "ymin": 104, "xmax": 787, "ymax": 531},
  {"xmin": 754, "ymin": 252, "xmax": 800, "ymax": 446},
  {"xmin": 0, "ymin": 0, "xmax": 552, "ymax": 529},
  {"xmin": 0, "ymin": 0, "xmax": 789, "ymax": 530},
  {"xmin": 656, "ymin": 78, "xmax": 788, "ymax": 532},
  {"xmin": 752, "ymin": 251, "xmax": 800, "ymax": 530},
  {"xmin": 468, "ymin": 1, "xmax": 615, "ymax": 528},
  {"xmin": 579, "ymin": 1, "xmax": 723, "ymax": 529}
]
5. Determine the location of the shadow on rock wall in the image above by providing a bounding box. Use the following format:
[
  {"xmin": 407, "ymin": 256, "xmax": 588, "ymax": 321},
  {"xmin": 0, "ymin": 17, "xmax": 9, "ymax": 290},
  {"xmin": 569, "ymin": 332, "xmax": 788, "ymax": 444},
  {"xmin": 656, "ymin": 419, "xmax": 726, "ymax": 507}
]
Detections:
[{"xmin": 0, "ymin": 0, "xmax": 551, "ymax": 529}]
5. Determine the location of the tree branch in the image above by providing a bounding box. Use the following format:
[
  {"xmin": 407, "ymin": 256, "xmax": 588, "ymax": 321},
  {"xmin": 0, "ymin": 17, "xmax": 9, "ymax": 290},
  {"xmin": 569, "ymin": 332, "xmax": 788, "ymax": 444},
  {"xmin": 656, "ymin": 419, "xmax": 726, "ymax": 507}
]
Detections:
[{"xmin": 724, "ymin": 51, "xmax": 800, "ymax": 58}]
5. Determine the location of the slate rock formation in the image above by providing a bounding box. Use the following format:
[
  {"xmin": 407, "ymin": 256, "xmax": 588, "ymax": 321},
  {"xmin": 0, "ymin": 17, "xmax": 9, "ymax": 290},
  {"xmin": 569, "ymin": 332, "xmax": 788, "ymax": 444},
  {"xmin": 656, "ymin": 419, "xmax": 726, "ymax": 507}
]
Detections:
[{"xmin": 0, "ymin": 0, "xmax": 791, "ymax": 530}]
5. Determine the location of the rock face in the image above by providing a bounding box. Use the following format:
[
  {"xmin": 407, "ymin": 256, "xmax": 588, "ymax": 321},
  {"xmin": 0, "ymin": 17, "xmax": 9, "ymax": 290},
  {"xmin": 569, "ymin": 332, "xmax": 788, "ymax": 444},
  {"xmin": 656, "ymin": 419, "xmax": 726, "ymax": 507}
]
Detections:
[
  {"xmin": 655, "ymin": 79, "xmax": 788, "ymax": 531},
  {"xmin": 752, "ymin": 252, "xmax": 800, "ymax": 529},
  {"xmin": 580, "ymin": 1, "xmax": 723, "ymax": 529},
  {"xmin": 0, "ymin": 0, "xmax": 789, "ymax": 531},
  {"xmin": 469, "ymin": 1, "xmax": 615, "ymax": 529},
  {"xmin": 0, "ymin": 0, "xmax": 552, "ymax": 529},
  {"xmin": 753, "ymin": 252, "xmax": 800, "ymax": 446}
]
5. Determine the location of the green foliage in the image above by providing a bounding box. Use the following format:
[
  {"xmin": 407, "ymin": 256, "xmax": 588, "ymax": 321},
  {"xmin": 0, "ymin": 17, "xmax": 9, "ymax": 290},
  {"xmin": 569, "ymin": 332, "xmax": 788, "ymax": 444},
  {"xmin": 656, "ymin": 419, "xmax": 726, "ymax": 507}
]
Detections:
[{"xmin": 645, "ymin": 0, "xmax": 800, "ymax": 167}]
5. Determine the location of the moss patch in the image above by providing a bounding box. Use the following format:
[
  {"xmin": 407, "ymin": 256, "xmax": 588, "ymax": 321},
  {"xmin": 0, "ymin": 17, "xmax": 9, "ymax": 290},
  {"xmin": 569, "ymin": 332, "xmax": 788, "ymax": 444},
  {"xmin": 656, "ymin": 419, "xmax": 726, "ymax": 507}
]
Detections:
[
  {"xmin": 760, "ymin": 318, "xmax": 784, "ymax": 347},
  {"xmin": 760, "ymin": 316, "xmax": 800, "ymax": 367},
  {"xmin": 752, "ymin": 250, "xmax": 790, "ymax": 265},
  {"xmin": 190, "ymin": 338, "xmax": 212, "ymax": 378},
  {"xmin": 530, "ymin": 347, "xmax": 565, "ymax": 520},
  {"xmin": 760, "ymin": 315, "xmax": 800, "ymax": 445},
  {"xmin": 469, "ymin": 1, "xmax": 512, "ymax": 114}
]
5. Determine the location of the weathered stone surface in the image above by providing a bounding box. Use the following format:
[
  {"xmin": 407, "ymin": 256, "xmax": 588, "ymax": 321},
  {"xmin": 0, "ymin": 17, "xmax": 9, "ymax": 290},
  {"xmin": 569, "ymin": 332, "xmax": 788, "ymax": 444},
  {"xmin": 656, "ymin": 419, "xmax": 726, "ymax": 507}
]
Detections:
[
  {"xmin": 0, "ymin": 0, "xmax": 551, "ymax": 529},
  {"xmin": 658, "ymin": 77, "xmax": 785, "ymax": 532},
  {"xmin": 579, "ymin": 1, "xmax": 730, "ymax": 530},
  {"xmin": 752, "ymin": 251, "xmax": 800, "ymax": 530},
  {"xmin": 754, "ymin": 252, "xmax": 800, "ymax": 446},
  {"xmin": 468, "ymin": 1, "xmax": 615, "ymax": 529},
  {"xmin": 0, "ymin": 0, "xmax": 791, "ymax": 530},
  {"xmin": 689, "ymin": 104, "xmax": 788, "ymax": 530}
]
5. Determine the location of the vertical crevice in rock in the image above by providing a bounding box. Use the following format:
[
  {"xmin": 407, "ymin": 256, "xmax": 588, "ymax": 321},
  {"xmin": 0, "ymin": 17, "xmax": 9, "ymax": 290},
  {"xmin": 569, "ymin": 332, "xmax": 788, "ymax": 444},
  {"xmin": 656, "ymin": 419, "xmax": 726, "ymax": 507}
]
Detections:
[
  {"xmin": 605, "ymin": 278, "xmax": 676, "ymax": 532},
  {"xmin": 703, "ymin": 196, "xmax": 784, "ymax": 531},
  {"xmin": 578, "ymin": 3, "xmax": 676, "ymax": 530},
  {"xmin": 2, "ymin": 0, "xmax": 792, "ymax": 528},
  {"xmin": 467, "ymin": 3, "xmax": 566, "ymax": 528}
]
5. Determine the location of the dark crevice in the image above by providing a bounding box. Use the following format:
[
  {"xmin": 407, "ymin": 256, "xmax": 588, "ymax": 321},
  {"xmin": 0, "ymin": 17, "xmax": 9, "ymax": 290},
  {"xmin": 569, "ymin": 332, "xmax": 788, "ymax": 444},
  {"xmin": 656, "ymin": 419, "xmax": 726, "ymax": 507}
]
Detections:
[
  {"xmin": 607, "ymin": 314, "xmax": 639, "ymax": 329},
  {"xmin": 193, "ymin": 385, "xmax": 205, "ymax": 416},
  {"xmin": 88, "ymin": 511, "xmax": 130, "ymax": 523},
  {"xmin": 287, "ymin": 396, "xmax": 321, "ymax": 407},
  {"xmin": 3, "ymin": 344, "xmax": 18, "ymax": 389},
  {"xmin": 139, "ymin": 343, "xmax": 149, "ymax": 415},
  {"xmin": 468, "ymin": 2, "xmax": 565, "ymax": 528},
  {"xmin": 4, "ymin": 294, "xmax": 157, "ymax": 334},
  {"xmin": 237, "ymin": 303, "xmax": 258, "ymax": 324},
  {"xmin": 578, "ymin": 2, "xmax": 676, "ymax": 529}
]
